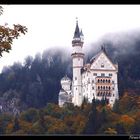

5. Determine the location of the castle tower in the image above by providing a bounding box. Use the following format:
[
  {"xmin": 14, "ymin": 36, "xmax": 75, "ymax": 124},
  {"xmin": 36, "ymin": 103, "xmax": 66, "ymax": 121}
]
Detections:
[{"xmin": 71, "ymin": 19, "xmax": 84, "ymax": 106}]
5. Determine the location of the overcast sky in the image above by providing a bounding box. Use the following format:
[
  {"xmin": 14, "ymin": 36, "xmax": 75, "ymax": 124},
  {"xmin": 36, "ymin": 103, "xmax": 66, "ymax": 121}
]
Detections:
[{"xmin": 0, "ymin": 5, "xmax": 140, "ymax": 72}]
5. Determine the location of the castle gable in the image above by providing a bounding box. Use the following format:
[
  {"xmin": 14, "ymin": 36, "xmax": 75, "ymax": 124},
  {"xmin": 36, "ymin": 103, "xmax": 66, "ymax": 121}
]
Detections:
[{"xmin": 90, "ymin": 51, "xmax": 117, "ymax": 70}]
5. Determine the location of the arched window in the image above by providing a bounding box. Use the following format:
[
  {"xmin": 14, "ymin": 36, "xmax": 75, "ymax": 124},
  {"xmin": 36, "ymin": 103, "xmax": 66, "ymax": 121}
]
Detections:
[
  {"xmin": 101, "ymin": 86, "xmax": 102, "ymax": 90},
  {"xmin": 103, "ymin": 86, "xmax": 105, "ymax": 90},
  {"xmin": 98, "ymin": 79, "xmax": 100, "ymax": 83},
  {"xmin": 103, "ymin": 79, "xmax": 105, "ymax": 83},
  {"xmin": 106, "ymin": 79, "xmax": 108, "ymax": 83},
  {"xmin": 106, "ymin": 86, "xmax": 108, "ymax": 90},
  {"xmin": 101, "ymin": 63, "xmax": 104, "ymax": 68},
  {"xmin": 108, "ymin": 80, "xmax": 110, "ymax": 83},
  {"xmin": 101, "ymin": 79, "xmax": 102, "ymax": 83},
  {"xmin": 109, "ymin": 86, "xmax": 111, "ymax": 90},
  {"xmin": 98, "ymin": 86, "xmax": 100, "ymax": 90}
]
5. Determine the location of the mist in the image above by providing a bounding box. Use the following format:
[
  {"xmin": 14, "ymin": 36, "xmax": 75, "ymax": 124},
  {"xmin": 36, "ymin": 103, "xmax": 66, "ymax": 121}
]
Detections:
[{"xmin": 86, "ymin": 28, "xmax": 140, "ymax": 60}]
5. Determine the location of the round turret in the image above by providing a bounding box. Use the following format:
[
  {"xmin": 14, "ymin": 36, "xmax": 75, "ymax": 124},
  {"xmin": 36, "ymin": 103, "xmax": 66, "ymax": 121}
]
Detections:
[{"xmin": 61, "ymin": 75, "xmax": 71, "ymax": 91}]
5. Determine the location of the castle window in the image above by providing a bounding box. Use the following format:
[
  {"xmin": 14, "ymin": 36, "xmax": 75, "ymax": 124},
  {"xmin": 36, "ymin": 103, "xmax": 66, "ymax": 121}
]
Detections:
[
  {"xmin": 101, "ymin": 73, "xmax": 105, "ymax": 77},
  {"xmin": 93, "ymin": 73, "xmax": 97, "ymax": 76},
  {"xmin": 101, "ymin": 63, "xmax": 104, "ymax": 68},
  {"xmin": 100, "ymin": 92, "xmax": 102, "ymax": 96},
  {"xmin": 109, "ymin": 73, "xmax": 112, "ymax": 76}
]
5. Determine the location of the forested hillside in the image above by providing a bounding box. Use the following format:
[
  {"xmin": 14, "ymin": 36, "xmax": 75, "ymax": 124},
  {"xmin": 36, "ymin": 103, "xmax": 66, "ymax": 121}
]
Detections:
[
  {"xmin": 0, "ymin": 91, "xmax": 140, "ymax": 135},
  {"xmin": 0, "ymin": 30, "xmax": 140, "ymax": 114}
]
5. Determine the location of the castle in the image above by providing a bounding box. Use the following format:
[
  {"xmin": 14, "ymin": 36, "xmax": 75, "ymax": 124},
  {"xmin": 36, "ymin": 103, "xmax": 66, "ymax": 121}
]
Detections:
[{"xmin": 59, "ymin": 20, "xmax": 119, "ymax": 107}]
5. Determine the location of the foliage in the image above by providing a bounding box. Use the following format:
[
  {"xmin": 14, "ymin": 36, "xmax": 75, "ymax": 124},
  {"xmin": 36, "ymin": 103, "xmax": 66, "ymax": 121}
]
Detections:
[
  {"xmin": 20, "ymin": 108, "xmax": 39, "ymax": 123},
  {"xmin": 0, "ymin": 6, "xmax": 27, "ymax": 56}
]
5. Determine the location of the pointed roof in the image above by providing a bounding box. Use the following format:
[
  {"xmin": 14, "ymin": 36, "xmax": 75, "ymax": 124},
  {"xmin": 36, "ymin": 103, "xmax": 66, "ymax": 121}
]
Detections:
[
  {"xmin": 61, "ymin": 75, "xmax": 71, "ymax": 82},
  {"xmin": 73, "ymin": 19, "xmax": 81, "ymax": 38},
  {"xmin": 80, "ymin": 29, "xmax": 84, "ymax": 36},
  {"xmin": 89, "ymin": 46, "xmax": 117, "ymax": 70},
  {"xmin": 101, "ymin": 44, "xmax": 106, "ymax": 53},
  {"xmin": 90, "ymin": 45, "xmax": 115, "ymax": 64}
]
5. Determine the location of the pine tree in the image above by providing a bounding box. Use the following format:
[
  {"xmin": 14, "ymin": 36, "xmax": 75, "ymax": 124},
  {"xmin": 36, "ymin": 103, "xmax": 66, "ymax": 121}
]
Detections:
[
  {"xmin": 13, "ymin": 116, "xmax": 20, "ymax": 132},
  {"xmin": 100, "ymin": 107, "xmax": 107, "ymax": 123},
  {"xmin": 112, "ymin": 99, "xmax": 120, "ymax": 114},
  {"xmin": 81, "ymin": 96, "xmax": 88, "ymax": 110},
  {"xmin": 84, "ymin": 98, "xmax": 98, "ymax": 134}
]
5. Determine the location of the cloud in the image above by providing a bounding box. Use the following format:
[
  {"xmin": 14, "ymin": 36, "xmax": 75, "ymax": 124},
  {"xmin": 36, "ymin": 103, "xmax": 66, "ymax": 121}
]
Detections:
[{"xmin": 86, "ymin": 28, "xmax": 140, "ymax": 60}]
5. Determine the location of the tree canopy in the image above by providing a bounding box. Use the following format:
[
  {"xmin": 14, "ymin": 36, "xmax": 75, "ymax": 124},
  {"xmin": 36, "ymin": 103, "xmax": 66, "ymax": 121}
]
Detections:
[{"xmin": 0, "ymin": 6, "xmax": 27, "ymax": 57}]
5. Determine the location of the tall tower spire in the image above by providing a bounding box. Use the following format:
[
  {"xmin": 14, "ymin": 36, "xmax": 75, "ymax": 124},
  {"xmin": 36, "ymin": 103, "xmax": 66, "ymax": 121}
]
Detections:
[
  {"xmin": 71, "ymin": 18, "xmax": 84, "ymax": 106},
  {"xmin": 72, "ymin": 18, "xmax": 84, "ymax": 46},
  {"xmin": 73, "ymin": 18, "xmax": 81, "ymax": 38}
]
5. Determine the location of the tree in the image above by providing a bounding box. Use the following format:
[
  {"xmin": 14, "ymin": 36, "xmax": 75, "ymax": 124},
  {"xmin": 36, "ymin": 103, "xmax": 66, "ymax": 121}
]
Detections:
[
  {"xmin": 84, "ymin": 98, "xmax": 98, "ymax": 134},
  {"xmin": 131, "ymin": 120, "xmax": 140, "ymax": 134},
  {"xmin": 0, "ymin": 113, "xmax": 13, "ymax": 134},
  {"xmin": 115, "ymin": 122, "xmax": 126, "ymax": 135},
  {"xmin": 38, "ymin": 109, "xmax": 46, "ymax": 133},
  {"xmin": 13, "ymin": 116, "xmax": 20, "ymax": 132},
  {"xmin": 100, "ymin": 96, "xmax": 108, "ymax": 107},
  {"xmin": 118, "ymin": 115, "xmax": 135, "ymax": 134},
  {"xmin": 99, "ymin": 107, "xmax": 107, "ymax": 124},
  {"xmin": 112, "ymin": 99, "xmax": 120, "ymax": 114},
  {"xmin": 81, "ymin": 96, "xmax": 88, "ymax": 110},
  {"xmin": 0, "ymin": 6, "xmax": 27, "ymax": 57},
  {"xmin": 20, "ymin": 108, "xmax": 39, "ymax": 123}
]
